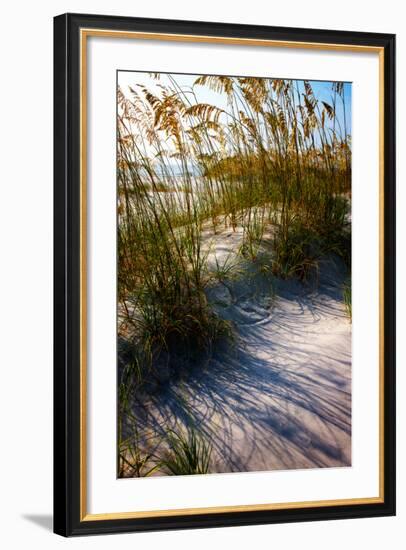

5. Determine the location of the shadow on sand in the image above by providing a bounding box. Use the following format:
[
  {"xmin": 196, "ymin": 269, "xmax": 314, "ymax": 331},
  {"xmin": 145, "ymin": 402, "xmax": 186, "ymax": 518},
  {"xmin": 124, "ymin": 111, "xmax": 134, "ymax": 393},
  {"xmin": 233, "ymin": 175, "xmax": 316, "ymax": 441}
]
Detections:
[{"xmin": 122, "ymin": 255, "xmax": 351, "ymax": 474}]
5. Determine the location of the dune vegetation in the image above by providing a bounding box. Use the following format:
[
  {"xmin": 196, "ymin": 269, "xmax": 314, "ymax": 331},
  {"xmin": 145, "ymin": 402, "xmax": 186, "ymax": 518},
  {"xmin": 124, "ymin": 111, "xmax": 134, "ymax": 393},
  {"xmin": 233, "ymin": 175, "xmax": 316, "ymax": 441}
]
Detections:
[{"xmin": 117, "ymin": 73, "xmax": 352, "ymax": 477}]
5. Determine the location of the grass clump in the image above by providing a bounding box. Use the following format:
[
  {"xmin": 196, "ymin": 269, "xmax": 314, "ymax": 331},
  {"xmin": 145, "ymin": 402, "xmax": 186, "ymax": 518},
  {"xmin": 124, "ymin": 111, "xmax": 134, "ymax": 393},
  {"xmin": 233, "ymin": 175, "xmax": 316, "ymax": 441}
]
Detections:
[
  {"xmin": 117, "ymin": 152, "xmax": 231, "ymax": 383},
  {"xmin": 343, "ymin": 278, "xmax": 352, "ymax": 320},
  {"xmin": 272, "ymin": 222, "xmax": 322, "ymax": 281},
  {"xmin": 118, "ymin": 415, "xmax": 213, "ymax": 477},
  {"xmin": 118, "ymin": 396, "xmax": 160, "ymax": 477},
  {"xmin": 119, "ymin": 428, "xmax": 159, "ymax": 478},
  {"xmin": 159, "ymin": 426, "xmax": 212, "ymax": 475}
]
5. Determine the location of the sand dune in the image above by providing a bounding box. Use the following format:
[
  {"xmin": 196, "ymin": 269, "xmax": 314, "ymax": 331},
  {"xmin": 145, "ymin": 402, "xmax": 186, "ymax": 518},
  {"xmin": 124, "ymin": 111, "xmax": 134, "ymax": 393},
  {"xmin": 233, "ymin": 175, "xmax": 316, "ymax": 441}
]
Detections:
[{"xmin": 125, "ymin": 228, "xmax": 351, "ymax": 474}]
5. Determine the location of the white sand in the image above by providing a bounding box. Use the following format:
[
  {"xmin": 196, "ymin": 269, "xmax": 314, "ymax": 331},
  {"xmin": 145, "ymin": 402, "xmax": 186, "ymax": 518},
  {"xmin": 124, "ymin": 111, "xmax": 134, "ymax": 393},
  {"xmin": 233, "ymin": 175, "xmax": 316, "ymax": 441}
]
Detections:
[{"xmin": 127, "ymin": 228, "xmax": 351, "ymax": 473}]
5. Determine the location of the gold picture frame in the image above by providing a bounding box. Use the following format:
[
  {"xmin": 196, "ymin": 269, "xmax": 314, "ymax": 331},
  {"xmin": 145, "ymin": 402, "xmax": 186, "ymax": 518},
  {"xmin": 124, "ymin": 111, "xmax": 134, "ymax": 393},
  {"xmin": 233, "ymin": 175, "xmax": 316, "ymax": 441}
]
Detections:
[{"xmin": 54, "ymin": 13, "xmax": 396, "ymax": 536}]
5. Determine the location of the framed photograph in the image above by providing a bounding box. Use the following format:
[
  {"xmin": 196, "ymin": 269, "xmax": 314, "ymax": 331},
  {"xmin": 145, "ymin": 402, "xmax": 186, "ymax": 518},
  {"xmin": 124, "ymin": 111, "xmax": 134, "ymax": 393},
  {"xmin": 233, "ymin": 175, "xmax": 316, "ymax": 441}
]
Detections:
[{"xmin": 54, "ymin": 13, "xmax": 395, "ymax": 536}]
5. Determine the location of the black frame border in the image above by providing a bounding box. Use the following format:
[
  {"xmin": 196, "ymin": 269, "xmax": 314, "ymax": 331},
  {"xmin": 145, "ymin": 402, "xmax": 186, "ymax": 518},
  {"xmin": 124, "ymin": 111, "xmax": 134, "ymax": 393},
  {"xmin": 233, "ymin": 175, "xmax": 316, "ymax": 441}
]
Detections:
[{"xmin": 54, "ymin": 12, "xmax": 396, "ymax": 537}]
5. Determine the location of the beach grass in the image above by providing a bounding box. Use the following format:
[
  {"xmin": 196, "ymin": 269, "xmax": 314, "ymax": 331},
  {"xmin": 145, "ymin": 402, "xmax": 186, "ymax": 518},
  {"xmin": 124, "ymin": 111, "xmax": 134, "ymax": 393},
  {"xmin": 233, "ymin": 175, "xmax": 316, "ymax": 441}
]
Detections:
[{"xmin": 159, "ymin": 426, "xmax": 212, "ymax": 476}]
